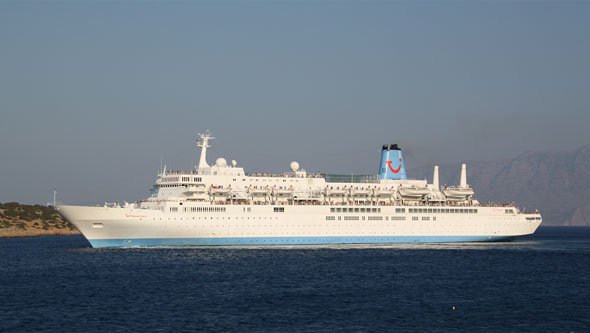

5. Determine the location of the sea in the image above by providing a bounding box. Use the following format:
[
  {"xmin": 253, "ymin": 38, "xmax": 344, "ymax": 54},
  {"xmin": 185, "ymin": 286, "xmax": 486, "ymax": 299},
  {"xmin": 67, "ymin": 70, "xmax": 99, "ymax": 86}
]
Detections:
[{"xmin": 1, "ymin": 227, "xmax": 589, "ymax": 332}]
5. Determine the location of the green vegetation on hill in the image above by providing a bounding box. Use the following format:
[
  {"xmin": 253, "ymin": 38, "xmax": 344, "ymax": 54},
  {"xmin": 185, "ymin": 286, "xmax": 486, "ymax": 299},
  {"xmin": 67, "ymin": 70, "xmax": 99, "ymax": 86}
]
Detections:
[{"xmin": 0, "ymin": 202, "xmax": 79, "ymax": 237}]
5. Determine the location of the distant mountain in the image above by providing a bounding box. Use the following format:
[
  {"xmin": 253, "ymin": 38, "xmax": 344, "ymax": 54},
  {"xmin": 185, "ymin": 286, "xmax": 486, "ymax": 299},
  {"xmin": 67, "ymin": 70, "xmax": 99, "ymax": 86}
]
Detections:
[{"xmin": 410, "ymin": 146, "xmax": 590, "ymax": 226}]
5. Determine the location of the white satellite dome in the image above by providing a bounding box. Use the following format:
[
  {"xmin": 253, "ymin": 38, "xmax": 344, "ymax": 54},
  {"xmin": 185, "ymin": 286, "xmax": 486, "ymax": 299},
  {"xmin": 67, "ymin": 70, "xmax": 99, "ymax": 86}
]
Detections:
[
  {"xmin": 290, "ymin": 161, "xmax": 300, "ymax": 172},
  {"xmin": 215, "ymin": 158, "xmax": 227, "ymax": 167},
  {"xmin": 231, "ymin": 160, "xmax": 237, "ymax": 167}
]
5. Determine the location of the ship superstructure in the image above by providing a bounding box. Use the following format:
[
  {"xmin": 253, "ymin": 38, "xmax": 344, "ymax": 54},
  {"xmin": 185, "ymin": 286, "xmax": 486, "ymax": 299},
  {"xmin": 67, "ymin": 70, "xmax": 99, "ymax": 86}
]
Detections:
[{"xmin": 56, "ymin": 131, "xmax": 542, "ymax": 248}]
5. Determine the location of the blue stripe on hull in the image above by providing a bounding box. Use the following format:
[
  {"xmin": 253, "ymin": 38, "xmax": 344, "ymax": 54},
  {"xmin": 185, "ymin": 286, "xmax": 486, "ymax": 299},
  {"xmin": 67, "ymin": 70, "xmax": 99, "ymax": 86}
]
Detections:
[{"xmin": 88, "ymin": 235, "xmax": 517, "ymax": 248}]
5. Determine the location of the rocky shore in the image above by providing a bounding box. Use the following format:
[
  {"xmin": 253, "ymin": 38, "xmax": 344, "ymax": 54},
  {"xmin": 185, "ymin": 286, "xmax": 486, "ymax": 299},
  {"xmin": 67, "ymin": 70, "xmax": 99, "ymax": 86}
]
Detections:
[{"xmin": 0, "ymin": 202, "xmax": 80, "ymax": 238}]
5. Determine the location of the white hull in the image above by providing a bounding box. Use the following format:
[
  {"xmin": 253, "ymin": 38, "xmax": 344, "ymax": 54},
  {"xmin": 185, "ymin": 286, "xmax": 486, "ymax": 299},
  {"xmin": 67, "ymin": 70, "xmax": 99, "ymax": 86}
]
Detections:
[{"xmin": 56, "ymin": 204, "xmax": 542, "ymax": 248}]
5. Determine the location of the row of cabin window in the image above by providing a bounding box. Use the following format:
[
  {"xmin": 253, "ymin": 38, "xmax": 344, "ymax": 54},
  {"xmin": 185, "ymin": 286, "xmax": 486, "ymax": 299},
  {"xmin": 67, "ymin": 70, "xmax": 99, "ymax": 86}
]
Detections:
[
  {"xmin": 325, "ymin": 216, "xmax": 435, "ymax": 221},
  {"xmin": 326, "ymin": 216, "xmax": 404, "ymax": 221},
  {"xmin": 249, "ymin": 179, "xmax": 300, "ymax": 183},
  {"xmin": 229, "ymin": 178, "xmax": 302, "ymax": 183},
  {"xmin": 330, "ymin": 207, "xmax": 382, "ymax": 213},
  {"xmin": 170, "ymin": 207, "xmax": 226, "ymax": 213},
  {"xmin": 409, "ymin": 208, "xmax": 477, "ymax": 214},
  {"xmin": 410, "ymin": 216, "xmax": 436, "ymax": 221},
  {"xmin": 163, "ymin": 177, "xmax": 203, "ymax": 183}
]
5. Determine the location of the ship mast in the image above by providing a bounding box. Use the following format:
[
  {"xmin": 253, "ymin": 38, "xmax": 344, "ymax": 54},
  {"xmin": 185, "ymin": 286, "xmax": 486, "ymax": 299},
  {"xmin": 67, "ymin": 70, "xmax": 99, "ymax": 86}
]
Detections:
[{"xmin": 197, "ymin": 130, "xmax": 215, "ymax": 169}]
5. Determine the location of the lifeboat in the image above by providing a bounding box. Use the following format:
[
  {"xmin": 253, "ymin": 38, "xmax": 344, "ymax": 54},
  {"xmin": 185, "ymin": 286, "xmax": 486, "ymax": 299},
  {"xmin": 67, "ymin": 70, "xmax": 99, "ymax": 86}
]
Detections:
[
  {"xmin": 209, "ymin": 185, "xmax": 231, "ymax": 195},
  {"xmin": 443, "ymin": 186, "xmax": 474, "ymax": 200},
  {"xmin": 273, "ymin": 186, "xmax": 294, "ymax": 195},
  {"xmin": 375, "ymin": 186, "xmax": 395, "ymax": 197},
  {"xmin": 230, "ymin": 191, "xmax": 249, "ymax": 199},
  {"xmin": 398, "ymin": 185, "xmax": 430, "ymax": 199},
  {"xmin": 325, "ymin": 186, "xmax": 348, "ymax": 196},
  {"xmin": 351, "ymin": 186, "xmax": 372, "ymax": 196},
  {"xmin": 248, "ymin": 186, "xmax": 270, "ymax": 195},
  {"xmin": 183, "ymin": 185, "xmax": 207, "ymax": 194}
]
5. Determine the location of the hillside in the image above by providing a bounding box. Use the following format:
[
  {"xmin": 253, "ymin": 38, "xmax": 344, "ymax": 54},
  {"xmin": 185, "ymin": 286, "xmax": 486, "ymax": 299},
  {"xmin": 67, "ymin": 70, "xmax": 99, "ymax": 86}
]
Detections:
[
  {"xmin": 410, "ymin": 145, "xmax": 590, "ymax": 226},
  {"xmin": 0, "ymin": 202, "xmax": 80, "ymax": 237}
]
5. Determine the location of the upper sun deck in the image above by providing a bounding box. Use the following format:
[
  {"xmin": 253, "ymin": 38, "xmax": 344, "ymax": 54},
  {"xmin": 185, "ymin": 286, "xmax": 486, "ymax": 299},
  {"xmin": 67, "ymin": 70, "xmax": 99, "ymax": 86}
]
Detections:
[
  {"xmin": 157, "ymin": 169, "xmax": 383, "ymax": 182},
  {"xmin": 157, "ymin": 169, "xmax": 323, "ymax": 179},
  {"xmin": 247, "ymin": 172, "xmax": 323, "ymax": 178},
  {"xmin": 155, "ymin": 169, "xmax": 426, "ymax": 189},
  {"xmin": 322, "ymin": 174, "xmax": 380, "ymax": 183}
]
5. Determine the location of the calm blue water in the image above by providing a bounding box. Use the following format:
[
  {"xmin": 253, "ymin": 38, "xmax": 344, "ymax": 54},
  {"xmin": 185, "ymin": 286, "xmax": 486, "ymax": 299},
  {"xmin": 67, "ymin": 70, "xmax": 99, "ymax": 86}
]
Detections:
[{"xmin": 1, "ymin": 227, "xmax": 589, "ymax": 332}]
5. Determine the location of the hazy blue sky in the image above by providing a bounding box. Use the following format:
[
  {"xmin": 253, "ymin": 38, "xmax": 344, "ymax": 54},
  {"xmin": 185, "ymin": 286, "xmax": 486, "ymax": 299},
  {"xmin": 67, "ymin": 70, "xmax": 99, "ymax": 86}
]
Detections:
[{"xmin": 1, "ymin": 1, "xmax": 589, "ymax": 205}]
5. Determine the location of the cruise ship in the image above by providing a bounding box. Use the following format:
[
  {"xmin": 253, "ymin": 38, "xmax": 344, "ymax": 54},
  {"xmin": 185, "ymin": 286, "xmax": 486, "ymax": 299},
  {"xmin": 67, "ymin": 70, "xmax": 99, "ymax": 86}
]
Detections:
[{"xmin": 55, "ymin": 131, "xmax": 542, "ymax": 248}]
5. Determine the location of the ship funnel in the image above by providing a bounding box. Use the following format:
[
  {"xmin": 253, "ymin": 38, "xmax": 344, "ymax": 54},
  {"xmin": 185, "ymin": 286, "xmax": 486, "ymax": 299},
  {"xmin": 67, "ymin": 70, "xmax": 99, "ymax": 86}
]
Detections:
[
  {"xmin": 379, "ymin": 144, "xmax": 407, "ymax": 180},
  {"xmin": 433, "ymin": 165, "xmax": 439, "ymax": 189},
  {"xmin": 460, "ymin": 163, "xmax": 467, "ymax": 188}
]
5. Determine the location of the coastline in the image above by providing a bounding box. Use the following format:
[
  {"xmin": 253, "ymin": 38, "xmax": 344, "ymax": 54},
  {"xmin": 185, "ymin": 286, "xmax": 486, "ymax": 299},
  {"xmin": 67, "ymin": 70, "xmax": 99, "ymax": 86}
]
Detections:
[
  {"xmin": 0, "ymin": 202, "xmax": 80, "ymax": 238},
  {"xmin": 0, "ymin": 227, "xmax": 80, "ymax": 238}
]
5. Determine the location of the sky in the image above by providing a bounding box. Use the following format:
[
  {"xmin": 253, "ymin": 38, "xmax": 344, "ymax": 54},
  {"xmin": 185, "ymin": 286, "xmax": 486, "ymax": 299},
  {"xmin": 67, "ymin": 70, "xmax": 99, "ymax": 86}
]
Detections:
[{"xmin": 0, "ymin": 1, "xmax": 589, "ymax": 205}]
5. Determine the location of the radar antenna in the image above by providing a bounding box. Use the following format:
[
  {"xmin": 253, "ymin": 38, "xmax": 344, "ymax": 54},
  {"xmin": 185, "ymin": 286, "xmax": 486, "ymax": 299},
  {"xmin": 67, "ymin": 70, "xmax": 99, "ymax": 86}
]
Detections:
[{"xmin": 197, "ymin": 130, "xmax": 215, "ymax": 169}]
